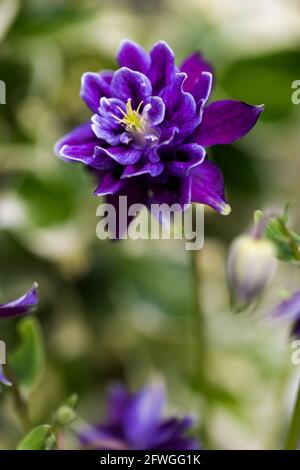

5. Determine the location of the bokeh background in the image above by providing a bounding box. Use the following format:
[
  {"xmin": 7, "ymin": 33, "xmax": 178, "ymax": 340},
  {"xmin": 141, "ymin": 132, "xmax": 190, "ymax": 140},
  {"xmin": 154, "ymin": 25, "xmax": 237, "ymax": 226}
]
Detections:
[{"xmin": 0, "ymin": 0, "xmax": 300, "ymax": 449}]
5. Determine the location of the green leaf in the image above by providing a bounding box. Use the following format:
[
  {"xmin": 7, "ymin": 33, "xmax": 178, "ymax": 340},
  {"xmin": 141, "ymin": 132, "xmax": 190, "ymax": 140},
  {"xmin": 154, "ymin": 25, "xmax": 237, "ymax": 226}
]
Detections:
[
  {"xmin": 17, "ymin": 425, "xmax": 56, "ymax": 450},
  {"xmin": 10, "ymin": 317, "xmax": 45, "ymax": 394},
  {"xmin": 255, "ymin": 210, "xmax": 300, "ymax": 263}
]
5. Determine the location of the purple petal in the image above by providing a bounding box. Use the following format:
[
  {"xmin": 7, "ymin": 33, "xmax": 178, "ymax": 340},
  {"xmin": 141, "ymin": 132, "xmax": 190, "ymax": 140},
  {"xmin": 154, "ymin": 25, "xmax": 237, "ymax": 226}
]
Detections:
[
  {"xmin": 192, "ymin": 72, "xmax": 213, "ymax": 105},
  {"xmin": 194, "ymin": 100, "xmax": 264, "ymax": 147},
  {"xmin": 0, "ymin": 283, "xmax": 38, "ymax": 318},
  {"xmin": 106, "ymin": 180, "xmax": 148, "ymax": 239},
  {"xmin": 191, "ymin": 160, "xmax": 231, "ymax": 215},
  {"xmin": 91, "ymin": 97, "xmax": 125, "ymax": 146},
  {"xmin": 161, "ymin": 73, "xmax": 199, "ymax": 138},
  {"xmin": 149, "ymin": 41, "xmax": 176, "ymax": 94},
  {"xmin": 95, "ymin": 146, "xmax": 142, "ymax": 166},
  {"xmin": 166, "ymin": 144, "xmax": 206, "ymax": 177},
  {"xmin": 180, "ymin": 52, "xmax": 214, "ymax": 93},
  {"xmin": 122, "ymin": 161, "xmax": 164, "ymax": 178},
  {"xmin": 55, "ymin": 122, "xmax": 103, "ymax": 169},
  {"xmin": 94, "ymin": 170, "xmax": 125, "ymax": 196},
  {"xmin": 148, "ymin": 416, "xmax": 195, "ymax": 449},
  {"xmin": 80, "ymin": 71, "xmax": 113, "ymax": 113},
  {"xmin": 124, "ymin": 383, "xmax": 166, "ymax": 449},
  {"xmin": 0, "ymin": 365, "xmax": 12, "ymax": 387},
  {"xmin": 143, "ymin": 96, "xmax": 165, "ymax": 126},
  {"xmin": 111, "ymin": 68, "xmax": 152, "ymax": 108},
  {"xmin": 117, "ymin": 40, "xmax": 150, "ymax": 75},
  {"xmin": 271, "ymin": 291, "xmax": 300, "ymax": 322},
  {"xmin": 106, "ymin": 384, "xmax": 130, "ymax": 424},
  {"xmin": 149, "ymin": 175, "xmax": 192, "ymax": 210}
]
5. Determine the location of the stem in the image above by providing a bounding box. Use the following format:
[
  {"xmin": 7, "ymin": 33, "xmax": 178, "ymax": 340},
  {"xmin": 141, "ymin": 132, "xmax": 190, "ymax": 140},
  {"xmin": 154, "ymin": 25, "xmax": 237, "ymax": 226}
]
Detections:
[
  {"xmin": 188, "ymin": 204, "xmax": 206, "ymax": 381},
  {"xmin": 285, "ymin": 379, "xmax": 300, "ymax": 450},
  {"xmin": 3, "ymin": 362, "xmax": 31, "ymax": 434}
]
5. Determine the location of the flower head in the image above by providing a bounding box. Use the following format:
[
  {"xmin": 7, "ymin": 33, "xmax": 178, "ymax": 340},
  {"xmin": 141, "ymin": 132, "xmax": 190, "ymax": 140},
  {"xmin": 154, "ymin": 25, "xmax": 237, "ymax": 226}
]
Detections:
[
  {"xmin": 227, "ymin": 235, "xmax": 277, "ymax": 308},
  {"xmin": 55, "ymin": 40, "xmax": 263, "ymax": 236},
  {"xmin": 271, "ymin": 291, "xmax": 300, "ymax": 339},
  {"xmin": 0, "ymin": 283, "xmax": 38, "ymax": 319},
  {"xmin": 78, "ymin": 383, "xmax": 199, "ymax": 450}
]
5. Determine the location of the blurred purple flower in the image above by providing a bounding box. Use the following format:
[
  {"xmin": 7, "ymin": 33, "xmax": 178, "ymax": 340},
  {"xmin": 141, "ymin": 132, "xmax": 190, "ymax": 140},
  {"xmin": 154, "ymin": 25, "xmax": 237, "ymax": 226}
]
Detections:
[
  {"xmin": 0, "ymin": 283, "xmax": 38, "ymax": 386},
  {"xmin": 55, "ymin": 40, "xmax": 263, "ymax": 235},
  {"xmin": 0, "ymin": 283, "xmax": 38, "ymax": 319},
  {"xmin": 271, "ymin": 291, "xmax": 300, "ymax": 338},
  {"xmin": 78, "ymin": 383, "xmax": 200, "ymax": 450}
]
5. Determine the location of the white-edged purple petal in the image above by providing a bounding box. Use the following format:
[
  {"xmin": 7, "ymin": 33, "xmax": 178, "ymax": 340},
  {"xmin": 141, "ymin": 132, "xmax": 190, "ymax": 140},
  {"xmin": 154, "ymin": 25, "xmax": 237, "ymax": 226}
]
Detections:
[
  {"xmin": 194, "ymin": 100, "xmax": 264, "ymax": 147},
  {"xmin": 180, "ymin": 52, "xmax": 214, "ymax": 93},
  {"xmin": 160, "ymin": 73, "xmax": 199, "ymax": 138},
  {"xmin": 0, "ymin": 283, "xmax": 38, "ymax": 318},
  {"xmin": 91, "ymin": 97, "xmax": 125, "ymax": 146},
  {"xmin": 94, "ymin": 170, "xmax": 125, "ymax": 196},
  {"xmin": 166, "ymin": 144, "xmax": 206, "ymax": 177},
  {"xmin": 117, "ymin": 40, "xmax": 150, "ymax": 75},
  {"xmin": 111, "ymin": 68, "xmax": 152, "ymax": 108},
  {"xmin": 190, "ymin": 159, "xmax": 231, "ymax": 215},
  {"xmin": 95, "ymin": 146, "xmax": 142, "ymax": 166},
  {"xmin": 122, "ymin": 161, "xmax": 164, "ymax": 179},
  {"xmin": 143, "ymin": 96, "xmax": 165, "ymax": 126},
  {"xmin": 80, "ymin": 71, "xmax": 113, "ymax": 113},
  {"xmin": 149, "ymin": 41, "xmax": 176, "ymax": 94},
  {"xmin": 192, "ymin": 71, "xmax": 213, "ymax": 106}
]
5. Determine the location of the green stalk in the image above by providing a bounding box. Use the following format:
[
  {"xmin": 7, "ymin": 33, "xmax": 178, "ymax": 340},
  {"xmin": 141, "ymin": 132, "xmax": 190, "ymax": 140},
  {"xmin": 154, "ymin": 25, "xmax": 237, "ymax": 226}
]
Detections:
[
  {"xmin": 3, "ymin": 362, "xmax": 31, "ymax": 434},
  {"xmin": 285, "ymin": 380, "xmax": 300, "ymax": 450}
]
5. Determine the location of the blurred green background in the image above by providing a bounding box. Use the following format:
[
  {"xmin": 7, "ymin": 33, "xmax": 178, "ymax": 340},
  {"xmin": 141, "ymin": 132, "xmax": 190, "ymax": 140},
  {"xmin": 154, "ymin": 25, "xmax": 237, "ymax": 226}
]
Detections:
[{"xmin": 0, "ymin": 0, "xmax": 300, "ymax": 449}]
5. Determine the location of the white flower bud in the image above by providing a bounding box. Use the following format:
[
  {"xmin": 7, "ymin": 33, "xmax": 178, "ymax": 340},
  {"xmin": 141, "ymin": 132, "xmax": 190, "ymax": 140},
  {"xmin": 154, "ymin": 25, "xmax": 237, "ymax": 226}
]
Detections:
[{"xmin": 227, "ymin": 235, "xmax": 277, "ymax": 307}]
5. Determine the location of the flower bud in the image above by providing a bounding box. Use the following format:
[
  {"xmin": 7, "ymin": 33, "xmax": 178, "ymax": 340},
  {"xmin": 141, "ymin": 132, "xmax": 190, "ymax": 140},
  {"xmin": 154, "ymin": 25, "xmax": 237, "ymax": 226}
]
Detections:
[{"xmin": 227, "ymin": 235, "xmax": 277, "ymax": 308}]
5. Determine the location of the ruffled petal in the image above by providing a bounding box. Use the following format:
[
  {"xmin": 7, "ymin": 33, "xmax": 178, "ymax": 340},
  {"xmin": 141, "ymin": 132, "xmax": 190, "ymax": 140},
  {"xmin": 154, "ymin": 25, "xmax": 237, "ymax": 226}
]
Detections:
[
  {"xmin": 80, "ymin": 71, "xmax": 113, "ymax": 113},
  {"xmin": 194, "ymin": 100, "xmax": 264, "ymax": 147},
  {"xmin": 143, "ymin": 96, "xmax": 165, "ymax": 126},
  {"xmin": 192, "ymin": 71, "xmax": 213, "ymax": 105},
  {"xmin": 91, "ymin": 97, "xmax": 125, "ymax": 146},
  {"xmin": 0, "ymin": 283, "xmax": 38, "ymax": 318},
  {"xmin": 95, "ymin": 146, "xmax": 142, "ymax": 166},
  {"xmin": 166, "ymin": 144, "xmax": 206, "ymax": 177},
  {"xmin": 191, "ymin": 160, "xmax": 231, "ymax": 215},
  {"xmin": 55, "ymin": 122, "xmax": 103, "ymax": 169},
  {"xmin": 117, "ymin": 40, "xmax": 150, "ymax": 75},
  {"xmin": 122, "ymin": 161, "xmax": 164, "ymax": 179},
  {"xmin": 180, "ymin": 52, "xmax": 213, "ymax": 93},
  {"xmin": 111, "ymin": 68, "xmax": 152, "ymax": 108},
  {"xmin": 160, "ymin": 73, "xmax": 199, "ymax": 138},
  {"xmin": 93, "ymin": 170, "xmax": 125, "ymax": 196},
  {"xmin": 149, "ymin": 41, "xmax": 176, "ymax": 94}
]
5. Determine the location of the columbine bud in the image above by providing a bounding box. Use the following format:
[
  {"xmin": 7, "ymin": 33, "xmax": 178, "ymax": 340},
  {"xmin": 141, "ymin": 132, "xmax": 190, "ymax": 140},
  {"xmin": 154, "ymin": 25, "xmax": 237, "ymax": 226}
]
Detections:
[{"xmin": 227, "ymin": 235, "xmax": 277, "ymax": 308}]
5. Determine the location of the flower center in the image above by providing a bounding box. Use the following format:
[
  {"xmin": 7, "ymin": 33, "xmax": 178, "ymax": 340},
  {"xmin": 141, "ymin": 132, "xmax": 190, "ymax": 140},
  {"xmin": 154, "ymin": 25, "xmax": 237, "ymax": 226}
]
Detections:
[{"xmin": 113, "ymin": 98, "xmax": 145, "ymax": 133}]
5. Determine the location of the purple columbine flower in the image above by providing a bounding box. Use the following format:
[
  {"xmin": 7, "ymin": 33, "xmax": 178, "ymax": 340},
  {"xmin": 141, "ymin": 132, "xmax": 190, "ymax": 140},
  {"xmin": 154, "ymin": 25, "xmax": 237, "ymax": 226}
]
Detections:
[
  {"xmin": 55, "ymin": 40, "xmax": 263, "ymax": 235},
  {"xmin": 0, "ymin": 283, "xmax": 38, "ymax": 319},
  {"xmin": 78, "ymin": 383, "xmax": 199, "ymax": 450},
  {"xmin": 0, "ymin": 283, "xmax": 38, "ymax": 387},
  {"xmin": 271, "ymin": 291, "xmax": 300, "ymax": 338}
]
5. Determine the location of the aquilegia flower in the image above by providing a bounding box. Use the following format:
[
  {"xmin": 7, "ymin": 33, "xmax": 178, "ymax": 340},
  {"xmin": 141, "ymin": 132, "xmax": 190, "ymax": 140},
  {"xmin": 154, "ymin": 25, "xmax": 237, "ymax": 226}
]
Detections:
[
  {"xmin": 78, "ymin": 383, "xmax": 199, "ymax": 450},
  {"xmin": 55, "ymin": 40, "xmax": 263, "ymax": 235},
  {"xmin": 0, "ymin": 283, "xmax": 38, "ymax": 318},
  {"xmin": 0, "ymin": 283, "xmax": 38, "ymax": 387},
  {"xmin": 271, "ymin": 291, "xmax": 300, "ymax": 338}
]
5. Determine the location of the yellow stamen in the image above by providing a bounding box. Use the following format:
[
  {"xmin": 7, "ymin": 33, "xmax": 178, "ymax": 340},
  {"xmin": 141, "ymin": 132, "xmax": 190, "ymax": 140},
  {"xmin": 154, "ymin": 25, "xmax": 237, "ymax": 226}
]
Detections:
[{"xmin": 113, "ymin": 98, "xmax": 145, "ymax": 132}]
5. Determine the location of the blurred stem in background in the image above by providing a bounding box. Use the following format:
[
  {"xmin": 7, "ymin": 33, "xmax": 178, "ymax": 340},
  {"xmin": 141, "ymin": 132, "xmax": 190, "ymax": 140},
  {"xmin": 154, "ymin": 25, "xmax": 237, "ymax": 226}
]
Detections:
[
  {"xmin": 285, "ymin": 380, "xmax": 300, "ymax": 450},
  {"xmin": 3, "ymin": 362, "xmax": 31, "ymax": 434},
  {"xmin": 190, "ymin": 204, "xmax": 206, "ymax": 385}
]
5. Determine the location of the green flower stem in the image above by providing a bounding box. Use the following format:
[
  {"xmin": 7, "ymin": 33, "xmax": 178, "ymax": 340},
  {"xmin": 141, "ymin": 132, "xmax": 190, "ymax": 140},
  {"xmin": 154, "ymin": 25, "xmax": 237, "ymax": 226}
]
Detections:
[
  {"xmin": 3, "ymin": 362, "xmax": 31, "ymax": 434},
  {"xmin": 285, "ymin": 379, "xmax": 300, "ymax": 450},
  {"xmin": 188, "ymin": 204, "xmax": 206, "ymax": 381}
]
